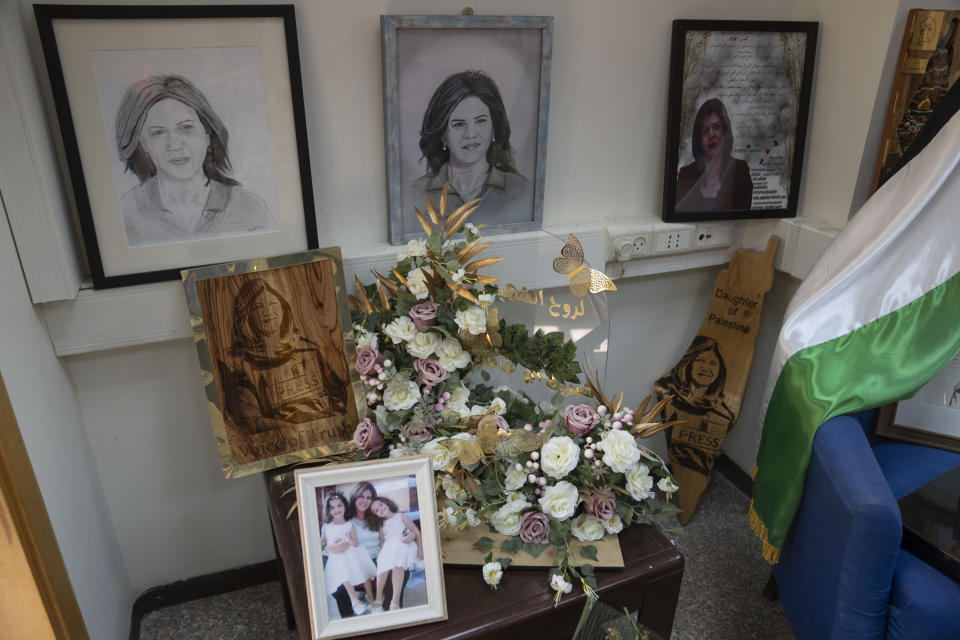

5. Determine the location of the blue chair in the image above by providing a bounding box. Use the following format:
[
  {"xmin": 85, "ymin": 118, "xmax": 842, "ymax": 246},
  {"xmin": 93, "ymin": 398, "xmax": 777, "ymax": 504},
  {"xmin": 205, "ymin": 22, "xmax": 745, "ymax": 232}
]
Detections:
[{"xmin": 773, "ymin": 411, "xmax": 960, "ymax": 640}]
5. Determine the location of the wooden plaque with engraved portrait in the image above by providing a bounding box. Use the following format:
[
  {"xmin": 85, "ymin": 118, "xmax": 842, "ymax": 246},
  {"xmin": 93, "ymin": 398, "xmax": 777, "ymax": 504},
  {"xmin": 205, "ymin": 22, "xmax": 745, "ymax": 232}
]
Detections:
[{"xmin": 184, "ymin": 250, "xmax": 361, "ymax": 477}]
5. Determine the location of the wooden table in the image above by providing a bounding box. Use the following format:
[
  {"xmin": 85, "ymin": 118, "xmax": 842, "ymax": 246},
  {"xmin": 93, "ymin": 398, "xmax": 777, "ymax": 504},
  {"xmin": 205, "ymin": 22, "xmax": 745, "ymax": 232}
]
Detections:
[{"xmin": 265, "ymin": 466, "xmax": 684, "ymax": 640}]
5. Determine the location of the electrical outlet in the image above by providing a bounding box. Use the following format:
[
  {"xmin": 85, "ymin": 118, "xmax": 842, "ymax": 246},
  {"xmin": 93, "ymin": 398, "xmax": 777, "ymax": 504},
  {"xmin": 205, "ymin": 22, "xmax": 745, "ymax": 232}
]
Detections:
[
  {"xmin": 655, "ymin": 229, "xmax": 691, "ymax": 253},
  {"xmin": 612, "ymin": 232, "xmax": 651, "ymax": 261},
  {"xmin": 631, "ymin": 234, "xmax": 649, "ymax": 255}
]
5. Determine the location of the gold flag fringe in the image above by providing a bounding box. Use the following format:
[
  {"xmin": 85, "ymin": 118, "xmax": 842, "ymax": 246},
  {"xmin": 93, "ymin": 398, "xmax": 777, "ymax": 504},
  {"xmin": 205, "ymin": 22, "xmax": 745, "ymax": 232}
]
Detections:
[{"xmin": 748, "ymin": 463, "xmax": 781, "ymax": 564}]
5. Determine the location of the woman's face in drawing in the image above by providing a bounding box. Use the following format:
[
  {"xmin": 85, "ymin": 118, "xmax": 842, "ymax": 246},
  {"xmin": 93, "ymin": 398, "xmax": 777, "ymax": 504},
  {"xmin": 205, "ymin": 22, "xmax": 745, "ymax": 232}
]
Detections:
[
  {"xmin": 139, "ymin": 98, "xmax": 209, "ymax": 182},
  {"xmin": 249, "ymin": 290, "xmax": 284, "ymax": 336},
  {"xmin": 328, "ymin": 497, "xmax": 345, "ymax": 520},
  {"xmin": 691, "ymin": 350, "xmax": 720, "ymax": 387},
  {"xmin": 699, "ymin": 113, "xmax": 725, "ymax": 162},
  {"xmin": 444, "ymin": 96, "xmax": 493, "ymax": 168},
  {"xmin": 354, "ymin": 489, "xmax": 373, "ymax": 515},
  {"xmin": 371, "ymin": 500, "xmax": 391, "ymax": 518}
]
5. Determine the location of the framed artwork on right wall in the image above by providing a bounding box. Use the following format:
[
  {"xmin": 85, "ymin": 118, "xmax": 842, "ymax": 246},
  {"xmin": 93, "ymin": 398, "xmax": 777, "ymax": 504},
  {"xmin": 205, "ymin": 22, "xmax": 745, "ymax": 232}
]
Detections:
[{"xmin": 662, "ymin": 20, "xmax": 818, "ymax": 223}]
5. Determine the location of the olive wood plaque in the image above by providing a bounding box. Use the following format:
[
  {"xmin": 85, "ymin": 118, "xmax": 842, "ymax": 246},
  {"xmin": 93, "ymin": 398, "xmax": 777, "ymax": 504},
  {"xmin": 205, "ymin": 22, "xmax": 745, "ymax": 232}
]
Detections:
[{"xmin": 656, "ymin": 237, "xmax": 779, "ymax": 524}]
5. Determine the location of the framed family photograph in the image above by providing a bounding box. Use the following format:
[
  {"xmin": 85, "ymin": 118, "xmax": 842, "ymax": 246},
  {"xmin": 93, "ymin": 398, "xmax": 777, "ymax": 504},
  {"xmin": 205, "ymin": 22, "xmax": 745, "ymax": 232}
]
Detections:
[
  {"xmin": 381, "ymin": 15, "xmax": 553, "ymax": 245},
  {"xmin": 34, "ymin": 5, "xmax": 317, "ymax": 288},
  {"xmin": 182, "ymin": 248, "xmax": 363, "ymax": 478},
  {"xmin": 876, "ymin": 351, "xmax": 960, "ymax": 454},
  {"xmin": 295, "ymin": 456, "xmax": 446, "ymax": 640},
  {"xmin": 662, "ymin": 20, "xmax": 818, "ymax": 223}
]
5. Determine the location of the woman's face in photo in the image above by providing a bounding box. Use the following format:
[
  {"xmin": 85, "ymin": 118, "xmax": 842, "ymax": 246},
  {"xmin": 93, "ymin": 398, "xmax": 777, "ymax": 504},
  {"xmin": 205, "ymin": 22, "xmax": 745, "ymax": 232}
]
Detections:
[
  {"xmin": 354, "ymin": 489, "xmax": 373, "ymax": 515},
  {"xmin": 691, "ymin": 350, "xmax": 721, "ymax": 387},
  {"xmin": 248, "ymin": 290, "xmax": 284, "ymax": 336},
  {"xmin": 370, "ymin": 500, "xmax": 391, "ymax": 518},
  {"xmin": 328, "ymin": 497, "xmax": 345, "ymax": 520},
  {"xmin": 139, "ymin": 98, "xmax": 210, "ymax": 182},
  {"xmin": 699, "ymin": 113, "xmax": 725, "ymax": 162},
  {"xmin": 444, "ymin": 96, "xmax": 493, "ymax": 168}
]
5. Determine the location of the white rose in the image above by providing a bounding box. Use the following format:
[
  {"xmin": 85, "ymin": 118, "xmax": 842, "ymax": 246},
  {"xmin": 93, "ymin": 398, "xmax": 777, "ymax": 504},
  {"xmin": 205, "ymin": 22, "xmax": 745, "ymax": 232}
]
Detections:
[
  {"xmin": 490, "ymin": 498, "xmax": 530, "ymax": 536},
  {"xmin": 422, "ymin": 433, "xmax": 476, "ymax": 471},
  {"xmin": 504, "ymin": 465, "xmax": 528, "ymax": 491},
  {"xmin": 597, "ymin": 429, "xmax": 641, "ymax": 473},
  {"xmin": 399, "ymin": 239, "xmax": 427, "ymax": 260},
  {"xmin": 436, "ymin": 337, "xmax": 472, "ymax": 371},
  {"xmin": 658, "ymin": 477, "xmax": 679, "ymax": 494},
  {"xmin": 538, "ymin": 481, "xmax": 580, "ymax": 521},
  {"xmin": 479, "ymin": 293, "xmax": 496, "ymax": 305},
  {"xmin": 540, "ymin": 436, "xmax": 581, "ymax": 480},
  {"xmin": 389, "ymin": 445, "xmax": 412, "ymax": 458},
  {"xmin": 603, "ymin": 515, "xmax": 624, "ymax": 534},
  {"xmin": 455, "ymin": 305, "xmax": 487, "ymax": 335},
  {"xmin": 482, "ymin": 561, "xmax": 503, "ymax": 589},
  {"xmin": 571, "ymin": 514, "xmax": 606, "ymax": 542},
  {"xmin": 385, "ymin": 316, "xmax": 417, "ymax": 343},
  {"xmin": 443, "ymin": 507, "xmax": 458, "ymax": 526},
  {"xmin": 382, "ymin": 379, "xmax": 420, "ymax": 411},
  {"xmin": 550, "ymin": 573, "xmax": 573, "ymax": 594},
  {"xmin": 354, "ymin": 328, "xmax": 378, "ymax": 349},
  {"xmin": 448, "ymin": 385, "xmax": 470, "ymax": 415},
  {"xmin": 625, "ymin": 463, "xmax": 655, "ymax": 500},
  {"xmin": 407, "ymin": 330, "xmax": 443, "ymax": 358},
  {"xmin": 442, "ymin": 474, "xmax": 468, "ymax": 502},
  {"xmin": 489, "ymin": 397, "xmax": 507, "ymax": 415},
  {"xmin": 406, "ymin": 267, "xmax": 430, "ymax": 300}
]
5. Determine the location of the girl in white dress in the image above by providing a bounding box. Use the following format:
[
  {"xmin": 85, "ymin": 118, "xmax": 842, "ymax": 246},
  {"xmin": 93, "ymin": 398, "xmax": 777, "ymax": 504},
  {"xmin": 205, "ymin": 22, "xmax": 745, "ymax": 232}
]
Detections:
[
  {"xmin": 321, "ymin": 492, "xmax": 377, "ymax": 616},
  {"xmin": 370, "ymin": 496, "xmax": 423, "ymax": 611}
]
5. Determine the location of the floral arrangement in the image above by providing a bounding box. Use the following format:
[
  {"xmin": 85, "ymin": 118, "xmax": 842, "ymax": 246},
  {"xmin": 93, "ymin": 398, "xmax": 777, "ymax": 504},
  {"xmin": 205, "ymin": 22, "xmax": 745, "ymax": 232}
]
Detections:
[{"xmin": 349, "ymin": 188, "xmax": 679, "ymax": 601}]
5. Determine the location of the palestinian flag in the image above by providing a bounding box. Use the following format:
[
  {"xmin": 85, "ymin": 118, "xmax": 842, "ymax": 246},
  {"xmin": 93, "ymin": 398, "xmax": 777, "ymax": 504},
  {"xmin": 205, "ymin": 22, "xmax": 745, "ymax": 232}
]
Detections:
[{"xmin": 750, "ymin": 99, "xmax": 960, "ymax": 562}]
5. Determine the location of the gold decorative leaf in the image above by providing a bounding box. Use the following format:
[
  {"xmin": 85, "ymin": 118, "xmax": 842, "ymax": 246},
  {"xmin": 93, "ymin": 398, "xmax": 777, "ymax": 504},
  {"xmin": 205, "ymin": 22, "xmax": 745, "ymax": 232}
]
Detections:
[
  {"xmin": 447, "ymin": 282, "xmax": 478, "ymax": 303},
  {"xmin": 414, "ymin": 207, "xmax": 433, "ymax": 235},
  {"xmin": 458, "ymin": 239, "xmax": 491, "ymax": 264},
  {"xmin": 425, "ymin": 194, "xmax": 439, "ymax": 225},
  {"xmin": 439, "ymin": 182, "xmax": 449, "ymax": 219},
  {"xmin": 354, "ymin": 275, "xmax": 374, "ymax": 314},
  {"xmin": 474, "ymin": 275, "xmax": 500, "ymax": 284}
]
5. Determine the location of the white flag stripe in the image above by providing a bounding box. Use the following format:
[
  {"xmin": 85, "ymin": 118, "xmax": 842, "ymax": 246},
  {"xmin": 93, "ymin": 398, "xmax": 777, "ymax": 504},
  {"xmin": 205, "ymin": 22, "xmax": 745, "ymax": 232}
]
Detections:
[{"xmin": 760, "ymin": 108, "xmax": 960, "ymax": 419}]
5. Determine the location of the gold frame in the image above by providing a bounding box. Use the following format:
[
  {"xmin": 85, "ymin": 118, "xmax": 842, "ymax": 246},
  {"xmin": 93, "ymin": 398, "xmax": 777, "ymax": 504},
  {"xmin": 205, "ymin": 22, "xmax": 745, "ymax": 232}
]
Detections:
[{"xmin": 182, "ymin": 248, "xmax": 365, "ymax": 478}]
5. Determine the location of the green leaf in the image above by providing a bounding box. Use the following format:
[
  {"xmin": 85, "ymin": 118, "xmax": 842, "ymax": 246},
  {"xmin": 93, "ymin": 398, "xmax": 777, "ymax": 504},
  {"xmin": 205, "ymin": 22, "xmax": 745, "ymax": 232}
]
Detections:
[
  {"xmin": 520, "ymin": 542, "xmax": 550, "ymax": 559},
  {"xmin": 497, "ymin": 556, "xmax": 513, "ymax": 569},
  {"xmin": 484, "ymin": 552, "xmax": 493, "ymax": 563},
  {"xmin": 581, "ymin": 564, "xmax": 598, "ymax": 590},
  {"xmin": 580, "ymin": 545, "xmax": 599, "ymax": 562},
  {"xmin": 500, "ymin": 537, "xmax": 520, "ymax": 554},
  {"xmin": 480, "ymin": 368, "xmax": 491, "ymax": 382},
  {"xmin": 472, "ymin": 536, "xmax": 494, "ymax": 552}
]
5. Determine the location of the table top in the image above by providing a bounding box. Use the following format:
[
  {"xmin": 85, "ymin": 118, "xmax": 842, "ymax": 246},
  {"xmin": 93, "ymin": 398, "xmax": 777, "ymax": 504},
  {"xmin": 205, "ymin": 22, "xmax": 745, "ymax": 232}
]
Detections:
[{"xmin": 265, "ymin": 465, "xmax": 683, "ymax": 640}]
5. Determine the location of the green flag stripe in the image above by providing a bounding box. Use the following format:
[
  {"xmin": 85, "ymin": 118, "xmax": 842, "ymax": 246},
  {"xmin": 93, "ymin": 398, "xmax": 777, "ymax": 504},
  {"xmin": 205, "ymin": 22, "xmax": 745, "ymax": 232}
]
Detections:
[{"xmin": 753, "ymin": 268, "xmax": 960, "ymax": 550}]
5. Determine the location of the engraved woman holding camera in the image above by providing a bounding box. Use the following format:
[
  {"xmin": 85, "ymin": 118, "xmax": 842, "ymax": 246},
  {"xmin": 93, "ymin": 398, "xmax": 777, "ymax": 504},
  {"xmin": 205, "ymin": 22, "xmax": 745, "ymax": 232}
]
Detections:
[
  {"xmin": 655, "ymin": 336, "xmax": 735, "ymax": 475},
  {"xmin": 413, "ymin": 70, "xmax": 532, "ymax": 224},
  {"xmin": 116, "ymin": 75, "xmax": 275, "ymax": 247},
  {"xmin": 217, "ymin": 278, "xmax": 347, "ymax": 436}
]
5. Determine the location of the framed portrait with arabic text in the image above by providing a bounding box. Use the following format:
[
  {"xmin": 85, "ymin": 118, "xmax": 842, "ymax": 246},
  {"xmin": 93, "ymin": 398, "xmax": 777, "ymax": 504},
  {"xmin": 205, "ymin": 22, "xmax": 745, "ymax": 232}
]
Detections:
[
  {"xmin": 35, "ymin": 4, "xmax": 316, "ymax": 288},
  {"xmin": 662, "ymin": 20, "xmax": 818, "ymax": 223}
]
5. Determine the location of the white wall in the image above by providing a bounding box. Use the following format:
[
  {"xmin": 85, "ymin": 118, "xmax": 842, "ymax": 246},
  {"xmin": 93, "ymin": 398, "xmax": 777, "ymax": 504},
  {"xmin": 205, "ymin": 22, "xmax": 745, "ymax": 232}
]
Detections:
[
  {"xmin": 2, "ymin": 0, "xmax": 910, "ymax": 623},
  {"xmin": 0, "ymin": 203, "xmax": 130, "ymax": 637}
]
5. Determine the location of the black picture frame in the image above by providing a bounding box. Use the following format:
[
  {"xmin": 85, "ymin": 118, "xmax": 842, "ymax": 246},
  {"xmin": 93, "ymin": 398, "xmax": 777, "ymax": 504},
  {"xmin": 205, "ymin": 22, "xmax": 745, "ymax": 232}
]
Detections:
[
  {"xmin": 34, "ymin": 4, "xmax": 317, "ymax": 289},
  {"xmin": 662, "ymin": 20, "xmax": 818, "ymax": 223}
]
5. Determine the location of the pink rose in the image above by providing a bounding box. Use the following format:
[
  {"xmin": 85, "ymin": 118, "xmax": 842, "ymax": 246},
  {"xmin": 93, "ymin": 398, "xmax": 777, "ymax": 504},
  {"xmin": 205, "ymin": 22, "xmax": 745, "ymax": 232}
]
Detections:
[
  {"xmin": 353, "ymin": 418, "xmax": 385, "ymax": 456},
  {"xmin": 519, "ymin": 510, "xmax": 550, "ymax": 544},
  {"xmin": 409, "ymin": 302, "xmax": 439, "ymax": 327},
  {"xmin": 563, "ymin": 404, "xmax": 597, "ymax": 436},
  {"xmin": 584, "ymin": 489, "xmax": 616, "ymax": 521},
  {"xmin": 354, "ymin": 346, "xmax": 383, "ymax": 376},
  {"xmin": 401, "ymin": 420, "xmax": 433, "ymax": 443},
  {"xmin": 413, "ymin": 358, "xmax": 450, "ymax": 385}
]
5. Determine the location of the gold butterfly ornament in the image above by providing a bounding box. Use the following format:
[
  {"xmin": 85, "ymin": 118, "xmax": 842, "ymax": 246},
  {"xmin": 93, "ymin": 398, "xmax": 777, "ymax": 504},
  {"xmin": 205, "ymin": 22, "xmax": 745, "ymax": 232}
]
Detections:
[{"xmin": 552, "ymin": 234, "xmax": 617, "ymax": 297}]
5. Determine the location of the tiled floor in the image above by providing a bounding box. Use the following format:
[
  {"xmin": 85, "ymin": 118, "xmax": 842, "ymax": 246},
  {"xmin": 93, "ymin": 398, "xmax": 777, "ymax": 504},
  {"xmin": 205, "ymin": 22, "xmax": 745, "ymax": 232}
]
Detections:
[{"xmin": 138, "ymin": 473, "xmax": 795, "ymax": 639}]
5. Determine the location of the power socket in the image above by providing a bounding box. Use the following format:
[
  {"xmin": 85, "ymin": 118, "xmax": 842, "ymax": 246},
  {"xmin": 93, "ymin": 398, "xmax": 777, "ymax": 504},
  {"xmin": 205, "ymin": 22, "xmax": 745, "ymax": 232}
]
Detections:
[
  {"xmin": 612, "ymin": 232, "xmax": 651, "ymax": 261},
  {"xmin": 655, "ymin": 229, "xmax": 692, "ymax": 253}
]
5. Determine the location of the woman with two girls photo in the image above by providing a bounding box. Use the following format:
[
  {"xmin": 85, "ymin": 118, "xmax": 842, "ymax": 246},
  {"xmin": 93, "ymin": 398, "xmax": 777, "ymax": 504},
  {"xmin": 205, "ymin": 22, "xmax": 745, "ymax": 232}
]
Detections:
[{"xmin": 319, "ymin": 480, "xmax": 425, "ymax": 619}]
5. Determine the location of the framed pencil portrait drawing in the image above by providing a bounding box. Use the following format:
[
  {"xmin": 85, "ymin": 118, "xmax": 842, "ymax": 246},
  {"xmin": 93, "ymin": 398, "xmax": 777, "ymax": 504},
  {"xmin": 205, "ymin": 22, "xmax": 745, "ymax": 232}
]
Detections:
[
  {"xmin": 295, "ymin": 456, "xmax": 446, "ymax": 639},
  {"xmin": 182, "ymin": 248, "xmax": 363, "ymax": 478},
  {"xmin": 34, "ymin": 5, "xmax": 317, "ymax": 289},
  {"xmin": 381, "ymin": 15, "xmax": 553, "ymax": 245},
  {"xmin": 662, "ymin": 20, "xmax": 818, "ymax": 223}
]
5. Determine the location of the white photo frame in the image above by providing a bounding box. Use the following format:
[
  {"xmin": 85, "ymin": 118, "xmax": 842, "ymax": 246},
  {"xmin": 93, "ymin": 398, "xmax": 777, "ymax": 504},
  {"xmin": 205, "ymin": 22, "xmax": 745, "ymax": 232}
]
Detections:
[{"xmin": 295, "ymin": 456, "xmax": 446, "ymax": 639}]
